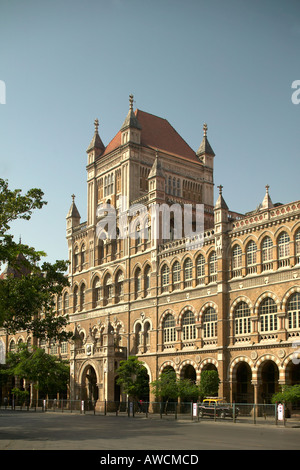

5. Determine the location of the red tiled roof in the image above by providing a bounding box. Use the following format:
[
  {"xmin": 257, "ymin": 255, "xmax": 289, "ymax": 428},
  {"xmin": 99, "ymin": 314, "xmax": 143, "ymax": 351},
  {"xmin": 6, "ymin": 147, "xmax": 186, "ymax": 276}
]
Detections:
[{"xmin": 102, "ymin": 109, "xmax": 198, "ymax": 162}]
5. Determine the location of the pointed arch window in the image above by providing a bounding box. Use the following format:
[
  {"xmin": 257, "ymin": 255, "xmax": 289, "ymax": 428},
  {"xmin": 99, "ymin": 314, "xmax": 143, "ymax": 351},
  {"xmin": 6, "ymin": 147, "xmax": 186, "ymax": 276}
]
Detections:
[
  {"xmin": 144, "ymin": 265, "xmax": 151, "ymax": 296},
  {"xmin": 287, "ymin": 293, "xmax": 300, "ymax": 330},
  {"xmin": 246, "ymin": 241, "xmax": 257, "ymax": 274},
  {"xmin": 196, "ymin": 254, "xmax": 205, "ymax": 285},
  {"xmin": 80, "ymin": 284, "xmax": 86, "ymax": 311},
  {"xmin": 163, "ymin": 313, "xmax": 176, "ymax": 344},
  {"xmin": 73, "ymin": 285, "xmax": 78, "ymax": 312},
  {"xmin": 259, "ymin": 297, "xmax": 278, "ymax": 333},
  {"xmin": 172, "ymin": 261, "xmax": 181, "ymax": 290},
  {"xmin": 63, "ymin": 291, "xmax": 69, "ymax": 314},
  {"xmin": 278, "ymin": 232, "xmax": 290, "ymax": 267},
  {"xmin": 116, "ymin": 271, "xmax": 124, "ymax": 302},
  {"xmin": 182, "ymin": 311, "xmax": 196, "ymax": 341},
  {"xmin": 232, "ymin": 244, "xmax": 242, "ymax": 277},
  {"xmin": 161, "ymin": 264, "xmax": 169, "ymax": 293},
  {"xmin": 234, "ymin": 302, "xmax": 251, "ymax": 335},
  {"xmin": 135, "ymin": 268, "xmax": 142, "ymax": 299},
  {"xmin": 104, "ymin": 274, "xmax": 112, "ymax": 305},
  {"xmin": 209, "ymin": 251, "xmax": 217, "ymax": 283},
  {"xmin": 93, "ymin": 276, "xmax": 101, "ymax": 308},
  {"xmin": 184, "ymin": 258, "xmax": 193, "ymax": 288},
  {"xmin": 261, "ymin": 236, "xmax": 273, "ymax": 271},
  {"xmin": 203, "ymin": 307, "xmax": 217, "ymax": 338}
]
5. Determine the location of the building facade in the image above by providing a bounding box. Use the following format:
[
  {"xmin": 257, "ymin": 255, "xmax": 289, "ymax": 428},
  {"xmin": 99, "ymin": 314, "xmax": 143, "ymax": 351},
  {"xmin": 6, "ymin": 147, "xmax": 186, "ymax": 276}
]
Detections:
[{"xmin": 2, "ymin": 96, "xmax": 300, "ymax": 405}]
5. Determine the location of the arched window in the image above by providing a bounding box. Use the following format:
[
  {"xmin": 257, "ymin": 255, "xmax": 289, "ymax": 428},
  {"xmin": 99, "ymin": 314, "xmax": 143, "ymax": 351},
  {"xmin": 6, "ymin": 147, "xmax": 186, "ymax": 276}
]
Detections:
[
  {"xmin": 57, "ymin": 294, "xmax": 62, "ymax": 312},
  {"xmin": 278, "ymin": 232, "xmax": 290, "ymax": 267},
  {"xmin": 144, "ymin": 265, "xmax": 151, "ymax": 296},
  {"xmin": 172, "ymin": 261, "xmax": 181, "ymax": 290},
  {"xmin": 93, "ymin": 276, "xmax": 101, "ymax": 307},
  {"xmin": 81, "ymin": 244, "xmax": 86, "ymax": 269},
  {"xmin": 287, "ymin": 293, "xmax": 300, "ymax": 330},
  {"xmin": 232, "ymin": 245, "xmax": 242, "ymax": 277},
  {"xmin": 184, "ymin": 258, "xmax": 193, "ymax": 288},
  {"xmin": 261, "ymin": 236, "xmax": 273, "ymax": 271},
  {"xmin": 209, "ymin": 251, "xmax": 217, "ymax": 282},
  {"xmin": 9, "ymin": 339, "xmax": 16, "ymax": 352},
  {"xmin": 295, "ymin": 230, "xmax": 300, "ymax": 264},
  {"xmin": 73, "ymin": 285, "xmax": 78, "ymax": 312},
  {"xmin": 246, "ymin": 241, "xmax": 257, "ymax": 274},
  {"xmin": 196, "ymin": 254, "xmax": 205, "ymax": 285},
  {"xmin": 80, "ymin": 284, "xmax": 85, "ymax": 311},
  {"xmin": 161, "ymin": 264, "xmax": 169, "ymax": 293},
  {"xmin": 63, "ymin": 291, "xmax": 69, "ymax": 314},
  {"xmin": 104, "ymin": 274, "xmax": 112, "ymax": 305},
  {"xmin": 203, "ymin": 307, "xmax": 217, "ymax": 338},
  {"xmin": 144, "ymin": 321, "xmax": 150, "ymax": 350},
  {"xmin": 182, "ymin": 311, "xmax": 196, "ymax": 341},
  {"xmin": 135, "ymin": 323, "xmax": 142, "ymax": 351},
  {"xmin": 115, "ymin": 271, "xmax": 124, "ymax": 302},
  {"xmin": 234, "ymin": 302, "xmax": 251, "ymax": 335},
  {"xmin": 74, "ymin": 246, "xmax": 79, "ymax": 272},
  {"xmin": 135, "ymin": 268, "xmax": 142, "ymax": 298},
  {"xmin": 259, "ymin": 297, "xmax": 278, "ymax": 332},
  {"xmin": 163, "ymin": 314, "xmax": 176, "ymax": 343}
]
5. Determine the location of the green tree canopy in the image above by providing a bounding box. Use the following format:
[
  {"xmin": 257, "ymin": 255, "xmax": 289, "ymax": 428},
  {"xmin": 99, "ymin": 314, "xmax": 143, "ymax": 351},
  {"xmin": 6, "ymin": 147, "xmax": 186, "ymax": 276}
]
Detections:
[
  {"xmin": 0, "ymin": 178, "xmax": 71, "ymax": 342},
  {"xmin": 1, "ymin": 343, "xmax": 70, "ymax": 398},
  {"xmin": 151, "ymin": 367, "xmax": 199, "ymax": 403},
  {"xmin": 116, "ymin": 356, "xmax": 149, "ymax": 400},
  {"xmin": 272, "ymin": 384, "xmax": 300, "ymax": 404},
  {"xmin": 199, "ymin": 370, "xmax": 220, "ymax": 400}
]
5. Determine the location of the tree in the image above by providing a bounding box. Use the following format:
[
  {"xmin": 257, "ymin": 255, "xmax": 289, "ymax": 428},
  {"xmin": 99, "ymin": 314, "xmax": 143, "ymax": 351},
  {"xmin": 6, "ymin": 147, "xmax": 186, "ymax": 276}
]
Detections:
[
  {"xmin": 199, "ymin": 370, "xmax": 220, "ymax": 400},
  {"xmin": 271, "ymin": 384, "xmax": 300, "ymax": 405},
  {"xmin": 0, "ymin": 178, "xmax": 71, "ymax": 342},
  {"xmin": 116, "ymin": 356, "xmax": 149, "ymax": 401},
  {"xmin": 151, "ymin": 367, "xmax": 199, "ymax": 413},
  {"xmin": 1, "ymin": 343, "xmax": 70, "ymax": 399}
]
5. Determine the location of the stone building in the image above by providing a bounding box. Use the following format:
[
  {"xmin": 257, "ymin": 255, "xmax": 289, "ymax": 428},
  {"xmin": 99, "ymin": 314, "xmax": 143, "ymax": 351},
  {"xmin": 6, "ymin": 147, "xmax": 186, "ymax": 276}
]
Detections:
[{"xmin": 2, "ymin": 95, "xmax": 300, "ymax": 406}]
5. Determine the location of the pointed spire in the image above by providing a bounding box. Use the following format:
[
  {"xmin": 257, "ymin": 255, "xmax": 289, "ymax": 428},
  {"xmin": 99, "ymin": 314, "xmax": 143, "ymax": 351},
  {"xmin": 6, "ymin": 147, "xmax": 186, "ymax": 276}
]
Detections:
[
  {"xmin": 67, "ymin": 194, "xmax": 81, "ymax": 220},
  {"xmin": 196, "ymin": 123, "xmax": 215, "ymax": 157},
  {"xmin": 261, "ymin": 184, "xmax": 274, "ymax": 210},
  {"xmin": 215, "ymin": 184, "xmax": 228, "ymax": 210},
  {"xmin": 148, "ymin": 150, "xmax": 165, "ymax": 178},
  {"xmin": 120, "ymin": 94, "xmax": 142, "ymax": 131},
  {"xmin": 86, "ymin": 118, "xmax": 105, "ymax": 154}
]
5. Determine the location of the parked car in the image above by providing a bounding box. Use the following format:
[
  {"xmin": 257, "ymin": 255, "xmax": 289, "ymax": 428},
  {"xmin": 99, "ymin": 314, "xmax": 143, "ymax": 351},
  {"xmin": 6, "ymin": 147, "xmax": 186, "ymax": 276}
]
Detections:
[{"xmin": 198, "ymin": 397, "xmax": 239, "ymax": 419}]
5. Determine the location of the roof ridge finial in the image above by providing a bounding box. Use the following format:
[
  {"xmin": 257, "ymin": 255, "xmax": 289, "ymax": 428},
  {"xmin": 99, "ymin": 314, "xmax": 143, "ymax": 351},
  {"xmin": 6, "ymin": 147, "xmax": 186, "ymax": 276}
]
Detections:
[
  {"xmin": 71, "ymin": 194, "xmax": 75, "ymax": 203},
  {"xmin": 217, "ymin": 184, "xmax": 223, "ymax": 195},
  {"xmin": 94, "ymin": 118, "xmax": 99, "ymax": 133},
  {"xmin": 265, "ymin": 184, "xmax": 270, "ymax": 194},
  {"xmin": 203, "ymin": 123, "xmax": 208, "ymax": 137},
  {"xmin": 129, "ymin": 94, "xmax": 134, "ymax": 110}
]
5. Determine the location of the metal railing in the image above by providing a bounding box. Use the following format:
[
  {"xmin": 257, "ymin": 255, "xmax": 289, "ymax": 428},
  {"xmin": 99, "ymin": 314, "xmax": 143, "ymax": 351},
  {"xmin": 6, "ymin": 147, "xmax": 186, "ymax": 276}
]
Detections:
[{"xmin": 0, "ymin": 400, "xmax": 293, "ymax": 426}]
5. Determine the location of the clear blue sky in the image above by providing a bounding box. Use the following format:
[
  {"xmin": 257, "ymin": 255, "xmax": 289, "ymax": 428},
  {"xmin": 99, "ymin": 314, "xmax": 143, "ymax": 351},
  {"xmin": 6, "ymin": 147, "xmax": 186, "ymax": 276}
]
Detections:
[{"xmin": 0, "ymin": 0, "xmax": 299, "ymax": 264}]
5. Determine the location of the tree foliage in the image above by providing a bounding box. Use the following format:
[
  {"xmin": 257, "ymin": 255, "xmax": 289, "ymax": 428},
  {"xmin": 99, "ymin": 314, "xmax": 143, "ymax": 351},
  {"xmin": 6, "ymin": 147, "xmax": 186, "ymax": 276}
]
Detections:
[
  {"xmin": 199, "ymin": 370, "xmax": 220, "ymax": 400},
  {"xmin": 116, "ymin": 356, "xmax": 149, "ymax": 400},
  {"xmin": 151, "ymin": 367, "xmax": 199, "ymax": 403},
  {"xmin": 0, "ymin": 178, "xmax": 71, "ymax": 342},
  {"xmin": 271, "ymin": 384, "xmax": 300, "ymax": 404},
  {"xmin": 1, "ymin": 343, "xmax": 70, "ymax": 398}
]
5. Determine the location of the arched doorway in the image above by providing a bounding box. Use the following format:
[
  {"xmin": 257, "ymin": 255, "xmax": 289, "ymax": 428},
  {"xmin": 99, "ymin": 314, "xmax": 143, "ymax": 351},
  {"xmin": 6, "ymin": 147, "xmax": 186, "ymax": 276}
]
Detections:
[
  {"xmin": 259, "ymin": 360, "xmax": 279, "ymax": 404},
  {"xmin": 235, "ymin": 362, "xmax": 253, "ymax": 403},
  {"xmin": 181, "ymin": 364, "xmax": 196, "ymax": 383},
  {"xmin": 82, "ymin": 365, "xmax": 98, "ymax": 402}
]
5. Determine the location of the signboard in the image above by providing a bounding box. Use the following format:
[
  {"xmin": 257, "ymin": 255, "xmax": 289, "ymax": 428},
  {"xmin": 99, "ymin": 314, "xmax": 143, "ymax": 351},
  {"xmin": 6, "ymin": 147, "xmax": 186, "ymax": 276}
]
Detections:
[{"xmin": 193, "ymin": 403, "xmax": 198, "ymax": 417}]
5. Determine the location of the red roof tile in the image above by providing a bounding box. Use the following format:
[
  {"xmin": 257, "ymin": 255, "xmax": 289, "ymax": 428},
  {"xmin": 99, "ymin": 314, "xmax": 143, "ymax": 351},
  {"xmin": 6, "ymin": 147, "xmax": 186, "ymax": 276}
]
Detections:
[{"xmin": 102, "ymin": 110, "xmax": 199, "ymax": 163}]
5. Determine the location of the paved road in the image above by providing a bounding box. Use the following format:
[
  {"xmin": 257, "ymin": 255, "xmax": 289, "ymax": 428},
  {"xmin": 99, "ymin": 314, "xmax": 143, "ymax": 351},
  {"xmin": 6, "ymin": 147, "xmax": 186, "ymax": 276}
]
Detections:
[{"xmin": 0, "ymin": 410, "xmax": 299, "ymax": 452}]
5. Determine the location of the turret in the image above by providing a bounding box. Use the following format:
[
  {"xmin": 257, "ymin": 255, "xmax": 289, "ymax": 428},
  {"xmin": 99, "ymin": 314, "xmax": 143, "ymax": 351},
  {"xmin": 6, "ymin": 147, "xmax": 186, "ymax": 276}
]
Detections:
[
  {"xmin": 196, "ymin": 123, "xmax": 215, "ymax": 169},
  {"xmin": 120, "ymin": 94, "xmax": 142, "ymax": 145}
]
